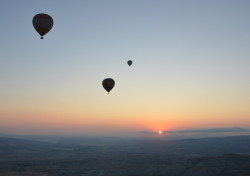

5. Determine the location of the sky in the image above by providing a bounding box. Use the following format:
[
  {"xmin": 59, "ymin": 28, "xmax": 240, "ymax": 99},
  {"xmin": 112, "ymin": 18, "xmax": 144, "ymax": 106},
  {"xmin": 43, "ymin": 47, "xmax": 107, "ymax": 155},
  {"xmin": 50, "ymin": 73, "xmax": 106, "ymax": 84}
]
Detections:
[{"xmin": 0, "ymin": 0, "xmax": 250, "ymax": 136}]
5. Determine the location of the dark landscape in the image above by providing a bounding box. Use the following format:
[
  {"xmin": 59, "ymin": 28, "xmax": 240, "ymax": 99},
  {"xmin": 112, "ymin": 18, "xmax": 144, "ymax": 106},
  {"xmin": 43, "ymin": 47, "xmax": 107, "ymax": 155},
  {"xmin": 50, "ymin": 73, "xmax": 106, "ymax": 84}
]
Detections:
[{"xmin": 0, "ymin": 135, "xmax": 250, "ymax": 176}]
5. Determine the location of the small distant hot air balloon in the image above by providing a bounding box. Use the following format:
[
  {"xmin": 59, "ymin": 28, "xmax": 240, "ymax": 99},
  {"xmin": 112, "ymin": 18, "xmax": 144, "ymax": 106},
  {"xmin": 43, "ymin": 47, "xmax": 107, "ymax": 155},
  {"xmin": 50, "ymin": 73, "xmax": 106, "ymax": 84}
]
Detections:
[
  {"xmin": 33, "ymin": 13, "xmax": 54, "ymax": 39},
  {"xmin": 102, "ymin": 78, "xmax": 115, "ymax": 94},
  {"xmin": 127, "ymin": 60, "xmax": 133, "ymax": 66}
]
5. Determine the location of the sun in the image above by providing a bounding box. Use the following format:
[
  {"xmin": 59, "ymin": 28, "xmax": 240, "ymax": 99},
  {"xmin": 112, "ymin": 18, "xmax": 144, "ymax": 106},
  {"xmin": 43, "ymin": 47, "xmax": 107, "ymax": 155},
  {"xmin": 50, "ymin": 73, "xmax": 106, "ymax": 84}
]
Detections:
[{"xmin": 158, "ymin": 130, "xmax": 162, "ymax": 134}]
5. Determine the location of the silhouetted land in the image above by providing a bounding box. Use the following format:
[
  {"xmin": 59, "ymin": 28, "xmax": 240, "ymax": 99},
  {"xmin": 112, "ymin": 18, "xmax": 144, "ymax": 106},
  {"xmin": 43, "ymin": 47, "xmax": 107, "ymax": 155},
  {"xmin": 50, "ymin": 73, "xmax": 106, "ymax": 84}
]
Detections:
[{"xmin": 0, "ymin": 135, "xmax": 250, "ymax": 175}]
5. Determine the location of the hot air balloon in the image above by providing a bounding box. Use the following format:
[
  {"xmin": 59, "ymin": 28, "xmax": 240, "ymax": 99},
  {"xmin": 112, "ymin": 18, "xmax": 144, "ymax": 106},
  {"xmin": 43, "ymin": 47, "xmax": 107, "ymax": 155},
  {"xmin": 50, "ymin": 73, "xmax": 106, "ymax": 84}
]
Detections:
[
  {"xmin": 32, "ymin": 13, "xmax": 54, "ymax": 39},
  {"xmin": 102, "ymin": 78, "xmax": 115, "ymax": 94},
  {"xmin": 127, "ymin": 60, "xmax": 133, "ymax": 66}
]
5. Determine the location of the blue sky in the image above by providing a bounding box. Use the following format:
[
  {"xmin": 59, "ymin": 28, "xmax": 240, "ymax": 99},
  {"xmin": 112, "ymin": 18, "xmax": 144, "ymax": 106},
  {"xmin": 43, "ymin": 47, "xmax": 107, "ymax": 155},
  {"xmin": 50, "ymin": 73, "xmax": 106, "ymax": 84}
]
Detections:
[{"xmin": 0, "ymin": 0, "xmax": 250, "ymax": 135}]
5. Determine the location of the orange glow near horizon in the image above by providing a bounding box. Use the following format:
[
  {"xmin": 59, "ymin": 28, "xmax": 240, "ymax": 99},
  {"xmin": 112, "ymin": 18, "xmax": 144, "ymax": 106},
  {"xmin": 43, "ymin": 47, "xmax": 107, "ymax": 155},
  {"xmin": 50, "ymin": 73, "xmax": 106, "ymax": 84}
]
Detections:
[
  {"xmin": 1, "ymin": 107, "xmax": 250, "ymax": 136},
  {"xmin": 1, "ymin": 104, "xmax": 250, "ymax": 136}
]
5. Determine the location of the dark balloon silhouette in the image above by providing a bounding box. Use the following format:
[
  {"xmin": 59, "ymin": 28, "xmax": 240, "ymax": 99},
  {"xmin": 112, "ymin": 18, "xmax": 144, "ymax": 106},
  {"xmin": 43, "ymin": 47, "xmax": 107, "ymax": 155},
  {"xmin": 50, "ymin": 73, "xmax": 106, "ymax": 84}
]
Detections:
[
  {"xmin": 33, "ymin": 13, "xmax": 54, "ymax": 39},
  {"xmin": 127, "ymin": 60, "xmax": 133, "ymax": 66},
  {"xmin": 102, "ymin": 78, "xmax": 115, "ymax": 94}
]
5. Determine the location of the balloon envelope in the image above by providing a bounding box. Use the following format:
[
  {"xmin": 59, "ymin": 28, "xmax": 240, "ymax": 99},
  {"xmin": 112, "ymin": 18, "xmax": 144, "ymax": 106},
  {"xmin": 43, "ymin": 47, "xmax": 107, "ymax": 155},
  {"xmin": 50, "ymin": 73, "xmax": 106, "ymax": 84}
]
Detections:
[
  {"xmin": 127, "ymin": 60, "xmax": 133, "ymax": 66},
  {"xmin": 102, "ymin": 78, "xmax": 115, "ymax": 93},
  {"xmin": 33, "ymin": 13, "xmax": 54, "ymax": 39}
]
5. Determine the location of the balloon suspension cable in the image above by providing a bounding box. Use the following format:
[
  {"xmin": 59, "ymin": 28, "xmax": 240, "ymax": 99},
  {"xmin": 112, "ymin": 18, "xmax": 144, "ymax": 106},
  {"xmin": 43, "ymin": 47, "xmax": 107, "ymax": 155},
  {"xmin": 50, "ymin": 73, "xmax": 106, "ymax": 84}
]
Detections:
[{"xmin": 40, "ymin": 37, "xmax": 44, "ymax": 39}]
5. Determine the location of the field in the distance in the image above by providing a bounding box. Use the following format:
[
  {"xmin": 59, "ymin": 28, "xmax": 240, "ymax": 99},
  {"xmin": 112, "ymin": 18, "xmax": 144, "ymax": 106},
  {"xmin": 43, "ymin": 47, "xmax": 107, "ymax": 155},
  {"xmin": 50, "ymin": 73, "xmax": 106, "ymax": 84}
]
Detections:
[{"xmin": 0, "ymin": 135, "xmax": 250, "ymax": 176}]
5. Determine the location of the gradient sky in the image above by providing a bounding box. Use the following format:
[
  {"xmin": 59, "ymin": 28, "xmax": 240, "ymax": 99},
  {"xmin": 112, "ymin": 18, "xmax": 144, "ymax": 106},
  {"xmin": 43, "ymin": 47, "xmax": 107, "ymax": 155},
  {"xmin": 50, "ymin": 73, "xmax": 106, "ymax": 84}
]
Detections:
[{"xmin": 0, "ymin": 0, "xmax": 250, "ymax": 136}]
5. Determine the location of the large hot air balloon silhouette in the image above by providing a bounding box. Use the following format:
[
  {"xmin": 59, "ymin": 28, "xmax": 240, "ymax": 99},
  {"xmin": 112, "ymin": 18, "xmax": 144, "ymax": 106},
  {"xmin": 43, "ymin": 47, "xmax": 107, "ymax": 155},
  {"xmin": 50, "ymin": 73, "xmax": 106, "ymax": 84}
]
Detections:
[
  {"xmin": 102, "ymin": 78, "xmax": 115, "ymax": 94},
  {"xmin": 33, "ymin": 13, "xmax": 54, "ymax": 39},
  {"xmin": 127, "ymin": 60, "xmax": 133, "ymax": 66}
]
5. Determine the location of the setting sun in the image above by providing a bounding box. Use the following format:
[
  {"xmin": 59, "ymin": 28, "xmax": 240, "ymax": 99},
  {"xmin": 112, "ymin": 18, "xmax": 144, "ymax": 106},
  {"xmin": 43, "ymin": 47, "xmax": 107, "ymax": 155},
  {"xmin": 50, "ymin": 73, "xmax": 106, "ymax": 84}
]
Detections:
[{"xmin": 158, "ymin": 130, "xmax": 162, "ymax": 134}]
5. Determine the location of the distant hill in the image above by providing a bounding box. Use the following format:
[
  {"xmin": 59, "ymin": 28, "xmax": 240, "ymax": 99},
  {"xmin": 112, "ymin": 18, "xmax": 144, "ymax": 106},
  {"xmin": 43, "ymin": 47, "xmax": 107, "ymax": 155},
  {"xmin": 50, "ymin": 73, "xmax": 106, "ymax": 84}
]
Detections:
[
  {"xmin": 141, "ymin": 127, "xmax": 250, "ymax": 140},
  {"xmin": 141, "ymin": 127, "xmax": 250, "ymax": 134},
  {"xmin": 165, "ymin": 127, "xmax": 250, "ymax": 133}
]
